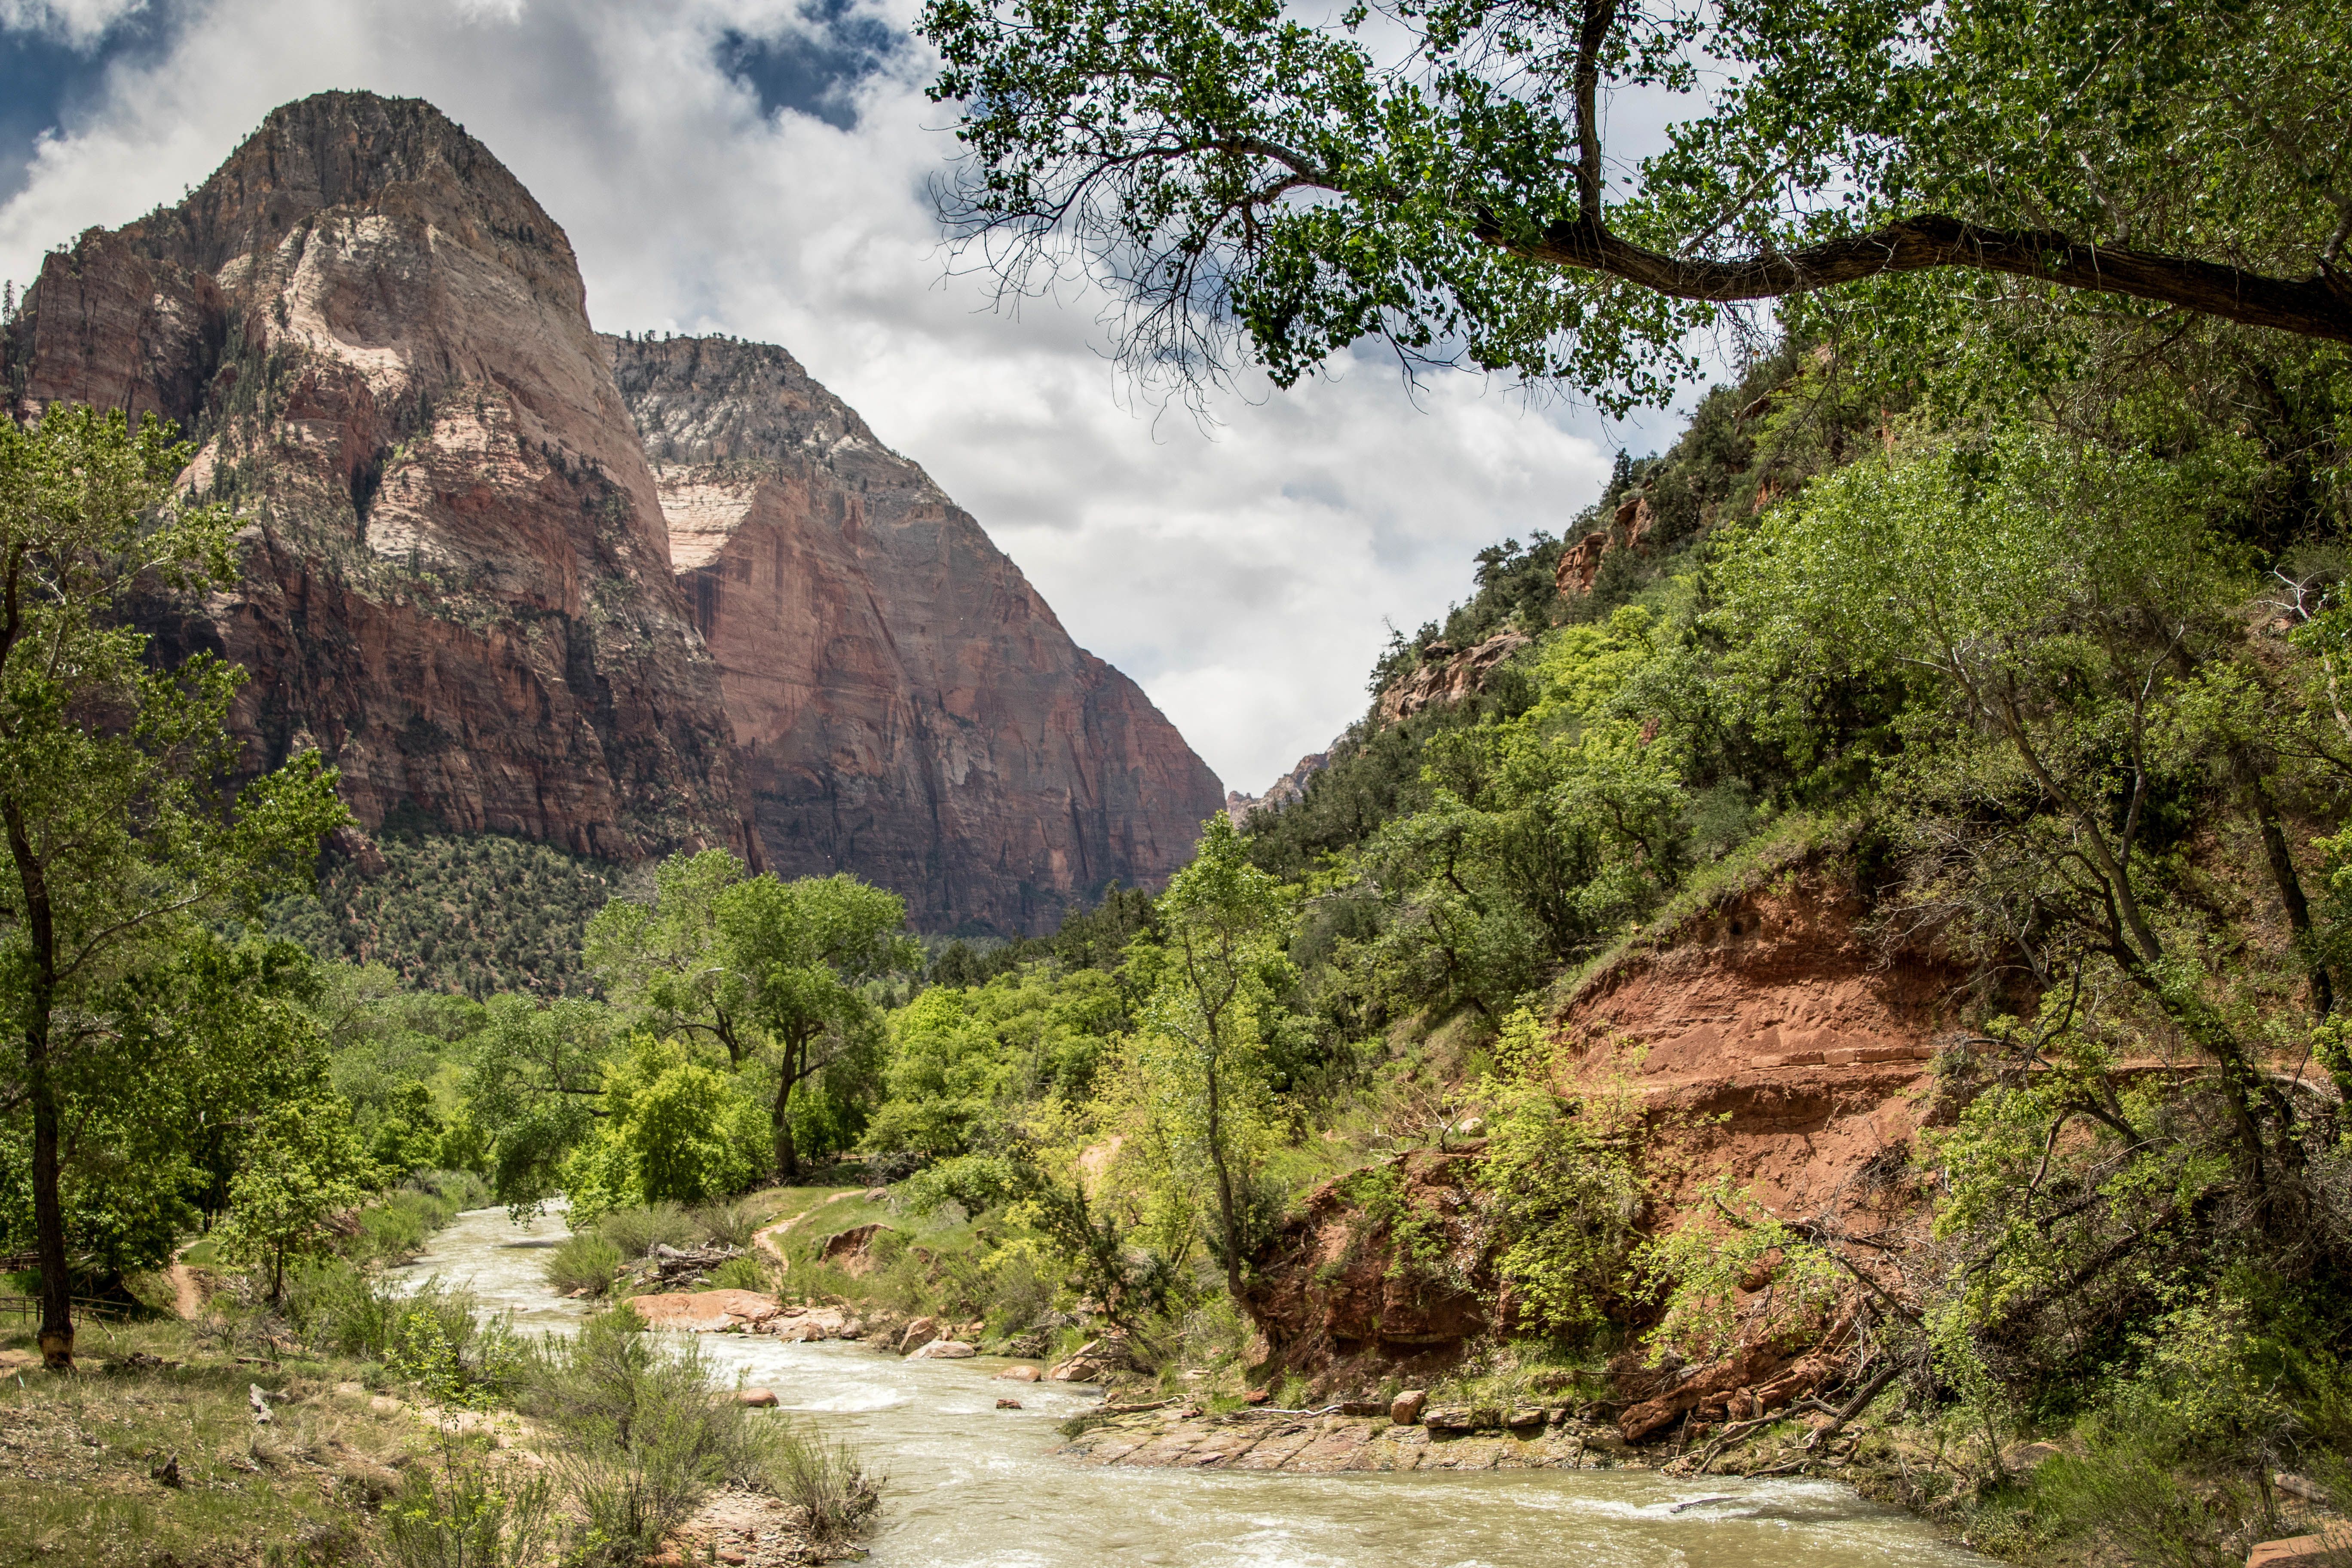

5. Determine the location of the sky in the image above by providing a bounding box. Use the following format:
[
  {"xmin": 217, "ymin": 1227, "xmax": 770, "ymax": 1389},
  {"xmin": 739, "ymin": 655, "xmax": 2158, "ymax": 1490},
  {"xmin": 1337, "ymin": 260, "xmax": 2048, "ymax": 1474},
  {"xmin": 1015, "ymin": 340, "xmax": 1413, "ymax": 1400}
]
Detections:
[{"xmin": 0, "ymin": 0, "xmax": 1704, "ymax": 794}]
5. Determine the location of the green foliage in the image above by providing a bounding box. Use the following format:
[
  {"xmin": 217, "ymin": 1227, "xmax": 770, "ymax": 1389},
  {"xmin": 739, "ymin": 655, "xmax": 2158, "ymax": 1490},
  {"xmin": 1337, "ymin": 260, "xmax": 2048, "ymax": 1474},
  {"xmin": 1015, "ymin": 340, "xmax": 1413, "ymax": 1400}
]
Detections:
[
  {"xmin": 544, "ymin": 1233, "xmax": 626, "ymax": 1298},
  {"xmin": 588, "ymin": 853, "xmax": 917, "ymax": 1178},
  {"xmin": 866, "ymin": 965, "xmax": 1129, "ymax": 1156},
  {"xmin": 1638, "ymin": 1182, "xmax": 1842, "ymax": 1368},
  {"xmin": 0, "ymin": 405, "xmax": 346, "ymax": 1357},
  {"xmin": 458, "ymin": 995, "xmax": 619, "ymax": 1216},
  {"xmin": 212, "ymin": 1092, "xmax": 375, "ymax": 1304},
  {"xmin": 1469, "ymin": 1010, "xmax": 1646, "ymax": 1335},
  {"xmin": 1108, "ymin": 815, "xmax": 1290, "ymax": 1296},
  {"xmin": 925, "ymin": 0, "xmax": 2352, "ymax": 410},
  {"xmin": 586, "ymin": 1201, "xmax": 704, "ymax": 1261},
  {"xmin": 558, "ymin": 1037, "xmax": 768, "ymax": 1224}
]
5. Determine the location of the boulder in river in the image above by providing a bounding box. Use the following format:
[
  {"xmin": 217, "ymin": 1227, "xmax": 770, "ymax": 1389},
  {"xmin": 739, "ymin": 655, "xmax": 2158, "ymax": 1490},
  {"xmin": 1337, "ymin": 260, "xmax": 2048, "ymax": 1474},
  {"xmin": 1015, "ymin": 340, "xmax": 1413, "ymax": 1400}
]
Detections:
[
  {"xmin": 899, "ymin": 1316, "xmax": 942, "ymax": 1354},
  {"xmin": 737, "ymin": 1387, "xmax": 779, "ymax": 1407},
  {"xmin": 912, "ymin": 1339, "xmax": 977, "ymax": 1360},
  {"xmin": 997, "ymin": 1366, "xmax": 1042, "ymax": 1382}
]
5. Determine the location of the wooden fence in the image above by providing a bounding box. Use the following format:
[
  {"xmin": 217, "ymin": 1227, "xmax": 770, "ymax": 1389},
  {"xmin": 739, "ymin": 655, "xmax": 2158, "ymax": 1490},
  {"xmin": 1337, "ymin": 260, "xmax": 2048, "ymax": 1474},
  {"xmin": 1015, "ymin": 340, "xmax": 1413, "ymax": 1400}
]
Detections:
[{"xmin": 0, "ymin": 1293, "xmax": 139, "ymax": 1323}]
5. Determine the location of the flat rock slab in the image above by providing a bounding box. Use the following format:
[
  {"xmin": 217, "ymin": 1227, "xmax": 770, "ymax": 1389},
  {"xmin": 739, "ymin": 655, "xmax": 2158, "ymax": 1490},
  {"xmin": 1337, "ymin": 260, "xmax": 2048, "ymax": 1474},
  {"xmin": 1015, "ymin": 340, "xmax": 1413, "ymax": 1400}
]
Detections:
[
  {"xmin": 1060, "ymin": 1409, "xmax": 1626, "ymax": 1473},
  {"xmin": 2248, "ymin": 1533, "xmax": 2352, "ymax": 1568},
  {"xmin": 629, "ymin": 1292, "xmax": 862, "ymax": 1341}
]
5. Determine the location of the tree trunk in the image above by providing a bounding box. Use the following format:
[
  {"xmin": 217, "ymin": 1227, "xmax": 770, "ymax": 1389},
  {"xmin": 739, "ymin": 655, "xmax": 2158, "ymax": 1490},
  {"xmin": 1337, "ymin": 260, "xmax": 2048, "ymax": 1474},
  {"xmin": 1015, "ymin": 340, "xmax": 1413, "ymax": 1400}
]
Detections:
[
  {"xmin": 2239, "ymin": 763, "xmax": 2332, "ymax": 1017},
  {"xmin": 1203, "ymin": 1054, "xmax": 1243, "ymax": 1302},
  {"xmin": 772, "ymin": 1035, "xmax": 802, "ymax": 1181},
  {"xmin": 9, "ymin": 804, "xmax": 70, "ymax": 1371},
  {"xmin": 29, "ymin": 1020, "xmax": 70, "ymax": 1370}
]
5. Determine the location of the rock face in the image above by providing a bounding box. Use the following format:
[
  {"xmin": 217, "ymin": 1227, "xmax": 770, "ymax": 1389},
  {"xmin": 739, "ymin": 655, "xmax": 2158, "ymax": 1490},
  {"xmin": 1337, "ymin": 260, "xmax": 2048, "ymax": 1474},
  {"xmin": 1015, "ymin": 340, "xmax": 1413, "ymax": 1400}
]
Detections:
[
  {"xmin": 1225, "ymin": 750, "xmax": 1330, "ymax": 829},
  {"xmin": 1374, "ymin": 631, "xmax": 1532, "ymax": 725},
  {"xmin": 607, "ymin": 334, "xmax": 1225, "ymax": 933},
  {"xmin": 3, "ymin": 90, "xmax": 1227, "ymax": 931},
  {"xmin": 0, "ymin": 92, "xmax": 755, "ymax": 860},
  {"xmin": 1237, "ymin": 860, "xmax": 1963, "ymax": 1427}
]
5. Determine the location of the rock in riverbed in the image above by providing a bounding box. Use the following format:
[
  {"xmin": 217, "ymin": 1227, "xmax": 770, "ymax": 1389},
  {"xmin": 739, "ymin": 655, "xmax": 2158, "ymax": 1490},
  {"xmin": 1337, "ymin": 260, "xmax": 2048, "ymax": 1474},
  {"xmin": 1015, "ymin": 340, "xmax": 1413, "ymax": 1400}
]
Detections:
[
  {"xmin": 1060, "ymin": 1405, "xmax": 1631, "ymax": 1473},
  {"xmin": 627, "ymin": 1291, "xmax": 862, "ymax": 1341},
  {"xmin": 911, "ymin": 1339, "xmax": 977, "ymax": 1360}
]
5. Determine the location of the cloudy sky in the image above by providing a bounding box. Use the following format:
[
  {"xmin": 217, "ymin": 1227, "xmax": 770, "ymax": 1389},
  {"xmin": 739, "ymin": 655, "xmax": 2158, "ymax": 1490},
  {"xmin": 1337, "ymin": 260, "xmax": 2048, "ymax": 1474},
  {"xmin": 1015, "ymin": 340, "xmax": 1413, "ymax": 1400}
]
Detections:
[{"xmin": 0, "ymin": 0, "xmax": 1700, "ymax": 793}]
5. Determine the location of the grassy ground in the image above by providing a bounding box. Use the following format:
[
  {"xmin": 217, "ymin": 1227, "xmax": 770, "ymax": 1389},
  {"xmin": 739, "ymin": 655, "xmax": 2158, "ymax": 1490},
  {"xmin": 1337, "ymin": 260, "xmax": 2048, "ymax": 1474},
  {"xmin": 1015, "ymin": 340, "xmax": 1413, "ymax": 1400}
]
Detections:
[{"xmin": 0, "ymin": 1315, "xmax": 417, "ymax": 1566}]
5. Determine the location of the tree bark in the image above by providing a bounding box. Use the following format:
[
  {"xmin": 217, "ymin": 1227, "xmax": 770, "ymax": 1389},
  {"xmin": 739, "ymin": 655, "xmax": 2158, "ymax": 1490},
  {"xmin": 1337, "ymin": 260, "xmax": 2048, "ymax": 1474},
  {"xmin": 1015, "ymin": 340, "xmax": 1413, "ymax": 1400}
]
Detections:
[
  {"xmin": 2238, "ymin": 762, "xmax": 2332, "ymax": 1016},
  {"xmin": 1482, "ymin": 212, "xmax": 2352, "ymax": 346},
  {"xmin": 7, "ymin": 802, "xmax": 70, "ymax": 1370},
  {"xmin": 772, "ymin": 1034, "xmax": 802, "ymax": 1181},
  {"xmin": 1204, "ymin": 1054, "xmax": 1243, "ymax": 1302}
]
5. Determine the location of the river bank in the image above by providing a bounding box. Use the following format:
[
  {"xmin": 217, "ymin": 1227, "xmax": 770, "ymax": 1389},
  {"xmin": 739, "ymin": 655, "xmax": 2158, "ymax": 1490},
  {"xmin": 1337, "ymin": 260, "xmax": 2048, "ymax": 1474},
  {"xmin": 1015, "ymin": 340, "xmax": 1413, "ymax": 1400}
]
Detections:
[{"xmin": 398, "ymin": 1202, "xmax": 1984, "ymax": 1568}]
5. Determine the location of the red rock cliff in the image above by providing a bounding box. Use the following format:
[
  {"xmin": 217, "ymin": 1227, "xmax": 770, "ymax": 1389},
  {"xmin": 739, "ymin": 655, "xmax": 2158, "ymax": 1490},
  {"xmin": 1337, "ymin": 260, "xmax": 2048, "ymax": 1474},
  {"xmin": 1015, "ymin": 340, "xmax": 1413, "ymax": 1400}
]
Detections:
[
  {"xmin": 606, "ymin": 334, "xmax": 1226, "ymax": 934},
  {"xmin": 0, "ymin": 91, "xmax": 756, "ymax": 861}
]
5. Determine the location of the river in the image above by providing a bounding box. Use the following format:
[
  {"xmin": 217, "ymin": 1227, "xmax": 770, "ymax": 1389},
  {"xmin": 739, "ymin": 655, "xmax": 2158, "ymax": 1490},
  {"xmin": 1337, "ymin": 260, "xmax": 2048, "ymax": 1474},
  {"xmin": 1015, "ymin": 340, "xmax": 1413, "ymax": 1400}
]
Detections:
[{"xmin": 395, "ymin": 1205, "xmax": 1985, "ymax": 1568}]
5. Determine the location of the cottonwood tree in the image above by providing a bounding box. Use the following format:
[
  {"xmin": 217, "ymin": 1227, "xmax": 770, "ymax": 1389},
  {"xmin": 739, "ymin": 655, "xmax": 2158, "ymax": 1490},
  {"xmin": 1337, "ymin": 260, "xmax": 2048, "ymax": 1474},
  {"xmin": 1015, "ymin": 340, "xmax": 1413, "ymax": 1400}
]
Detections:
[
  {"xmin": 213, "ymin": 1092, "xmax": 371, "ymax": 1306},
  {"xmin": 1126, "ymin": 815, "xmax": 1289, "ymax": 1299},
  {"xmin": 0, "ymin": 407, "xmax": 343, "ymax": 1369},
  {"xmin": 922, "ymin": 0, "xmax": 2352, "ymax": 410},
  {"xmin": 589, "ymin": 854, "xmax": 916, "ymax": 1179},
  {"xmin": 585, "ymin": 850, "xmax": 757, "ymax": 1066},
  {"xmin": 461, "ymin": 995, "xmax": 620, "ymax": 1216},
  {"xmin": 722, "ymin": 873, "xmax": 916, "ymax": 1179}
]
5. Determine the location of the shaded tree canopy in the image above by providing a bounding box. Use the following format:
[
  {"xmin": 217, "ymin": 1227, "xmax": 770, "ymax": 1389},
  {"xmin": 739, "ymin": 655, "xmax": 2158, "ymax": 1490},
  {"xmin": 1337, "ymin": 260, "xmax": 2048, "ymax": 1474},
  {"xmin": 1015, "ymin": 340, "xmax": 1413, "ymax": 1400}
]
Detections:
[{"xmin": 922, "ymin": 0, "xmax": 2352, "ymax": 410}]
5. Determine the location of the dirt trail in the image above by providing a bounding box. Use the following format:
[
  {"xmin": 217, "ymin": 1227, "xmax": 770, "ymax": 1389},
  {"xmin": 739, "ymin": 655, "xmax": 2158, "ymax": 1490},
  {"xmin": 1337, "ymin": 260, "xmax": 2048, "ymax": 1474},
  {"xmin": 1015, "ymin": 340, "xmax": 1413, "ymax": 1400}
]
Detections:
[
  {"xmin": 751, "ymin": 1190, "xmax": 865, "ymax": 1265},
  {"xmin": 165, "ymin": 1252, "xmax": 205, "ymax": 1320}
]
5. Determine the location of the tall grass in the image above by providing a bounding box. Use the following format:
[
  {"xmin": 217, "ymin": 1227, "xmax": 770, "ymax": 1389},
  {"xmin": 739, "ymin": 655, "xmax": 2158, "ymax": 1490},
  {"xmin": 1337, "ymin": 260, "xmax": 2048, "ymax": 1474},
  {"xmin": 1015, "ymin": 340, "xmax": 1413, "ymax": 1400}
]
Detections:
[
  {"xmin": 514, "ymin": 1305, "xmax": 878, "ymax": 1562},
  {"xmin": 283, "ymin": 1263, "xmax": 515, "ymax": 1393},
  {"xmin": 543, "ymin": 1234, "xmax": 625, "ymax": 1297},
  {"xmin": 769, "ymin": 1423, "xmax": 883, "ymax": 1547},
  {"xmin": 690, "ymin": 1197, "xmax": 763, "ymax": 1250},
  {"xmin": 591, "ymin": 1202, "xmax": 702, "ymax": 1260}
]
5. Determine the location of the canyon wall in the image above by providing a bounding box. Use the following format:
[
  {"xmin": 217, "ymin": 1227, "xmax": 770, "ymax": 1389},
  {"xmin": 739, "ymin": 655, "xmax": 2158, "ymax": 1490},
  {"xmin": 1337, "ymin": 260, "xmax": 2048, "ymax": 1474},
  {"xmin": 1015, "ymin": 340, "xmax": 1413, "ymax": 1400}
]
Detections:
[
  {"xmin": 0, "ymin": 90, "xmax": 1223, "ymax": 931},
  {"xmin": 607, "ymin": 334, "xmax": 1225, "ymax": 934},
  {"xmin": 1, "ymin": 91, "xmax": 755, "ymax": 862}
]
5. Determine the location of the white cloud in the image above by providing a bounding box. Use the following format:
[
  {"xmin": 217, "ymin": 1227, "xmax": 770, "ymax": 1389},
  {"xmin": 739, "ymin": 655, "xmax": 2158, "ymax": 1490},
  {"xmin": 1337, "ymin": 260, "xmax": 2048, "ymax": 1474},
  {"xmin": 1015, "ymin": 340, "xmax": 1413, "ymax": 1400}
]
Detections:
[
  {"xmin": 0, "ymin": 0, "xmax": 146, "ymax": 46},
  {"xmin": 0, "ymin": 0, "xmax": 1638, "ymax": 791}
]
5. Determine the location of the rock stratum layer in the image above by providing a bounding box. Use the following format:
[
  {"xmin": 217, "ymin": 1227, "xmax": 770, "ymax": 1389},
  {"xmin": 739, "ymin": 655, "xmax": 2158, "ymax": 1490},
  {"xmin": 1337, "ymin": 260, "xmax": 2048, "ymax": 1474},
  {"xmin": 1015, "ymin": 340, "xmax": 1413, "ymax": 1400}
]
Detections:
[
  {"xmin": 607, "ymin": 334, "xmax": 1223, "ymax": 933},
  {"xmin": 2, "ymin": 91, "xmax": 1222, "ymax": 930}
]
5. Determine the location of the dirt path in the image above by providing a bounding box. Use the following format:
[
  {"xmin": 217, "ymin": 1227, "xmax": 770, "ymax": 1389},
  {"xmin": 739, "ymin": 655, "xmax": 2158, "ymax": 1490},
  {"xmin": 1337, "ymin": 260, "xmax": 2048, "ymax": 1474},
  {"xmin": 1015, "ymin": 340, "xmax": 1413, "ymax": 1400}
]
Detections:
[
  {"xmin": 751, "ymin": 1190, "xmax": 864, "ymax": 1265},
  {"xmin": 165, "ymin": 1248, "xmax": 205, "ymax": 1320}
]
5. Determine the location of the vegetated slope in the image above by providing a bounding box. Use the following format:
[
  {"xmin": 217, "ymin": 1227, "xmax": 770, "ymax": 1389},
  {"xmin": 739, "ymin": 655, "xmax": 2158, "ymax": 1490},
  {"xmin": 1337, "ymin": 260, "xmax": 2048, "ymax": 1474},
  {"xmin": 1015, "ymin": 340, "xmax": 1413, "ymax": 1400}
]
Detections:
[
  {"xmin": 607, "ymin": 332, "xmax": 1226, "ymax": 935},
  {"xmin": 268, "ymin": 821, "xmax": 620, "ymax": 998}
]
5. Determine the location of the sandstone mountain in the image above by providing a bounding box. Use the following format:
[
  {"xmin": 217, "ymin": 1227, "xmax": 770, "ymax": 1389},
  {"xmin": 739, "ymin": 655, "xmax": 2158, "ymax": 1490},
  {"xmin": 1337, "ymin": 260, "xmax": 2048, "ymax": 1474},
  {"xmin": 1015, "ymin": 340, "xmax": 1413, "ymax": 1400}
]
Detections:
[
  {"xmin": 0, "ymin": 90, "xmax": 1222, "ymax": 932},
  {"xmin": 608, "ymin": 333, "xmax": 1224, "ymax": 933}
]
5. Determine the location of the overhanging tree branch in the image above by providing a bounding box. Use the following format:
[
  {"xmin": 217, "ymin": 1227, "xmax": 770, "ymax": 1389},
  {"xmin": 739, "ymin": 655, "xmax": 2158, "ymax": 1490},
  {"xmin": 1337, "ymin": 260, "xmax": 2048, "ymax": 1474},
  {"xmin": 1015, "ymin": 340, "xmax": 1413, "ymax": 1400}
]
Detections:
[{"xmin": 1482, "ymin": 212, "xmax": 2352, "ymax": 345}]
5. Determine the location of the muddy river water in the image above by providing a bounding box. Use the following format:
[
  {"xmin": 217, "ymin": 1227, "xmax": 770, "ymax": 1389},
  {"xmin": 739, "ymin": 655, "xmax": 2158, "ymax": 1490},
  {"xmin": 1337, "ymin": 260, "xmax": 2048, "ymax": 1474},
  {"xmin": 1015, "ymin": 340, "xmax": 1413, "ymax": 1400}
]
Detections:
[{"xmin": 395, "ymin": 1206, "xmax": 1983, "ymax": 1568}]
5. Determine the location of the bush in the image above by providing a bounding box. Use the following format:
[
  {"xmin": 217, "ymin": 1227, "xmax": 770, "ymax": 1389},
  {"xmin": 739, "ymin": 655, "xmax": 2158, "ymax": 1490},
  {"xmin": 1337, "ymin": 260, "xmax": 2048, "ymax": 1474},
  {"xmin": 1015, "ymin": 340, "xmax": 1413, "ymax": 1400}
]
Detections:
[
  {"xmin": 515, "ymin": 1305, "xmax": 868, "ymax": 1563},
  {"xmin": 768, "ymin": 1423, "xmax": 882, "ymax": 1547},
  {"xmin": 284, "ymin": 1262, "xmax": 514, "ymax": 1394},
  {"xmin": 691, "ymin": 1197, "xmax": 763, "ymax": 1250},
  {"xmin": 705, "ymin": 1255, "xmax": 773, "ymax": 1292},
  {"xmin": 544, "ymin": 1234, "xmax": 625, "ymax": 1298},
  {"xmin": 591, "ymin": 1202, "xmax": 701, "ymax": 1261}
]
